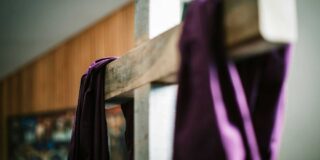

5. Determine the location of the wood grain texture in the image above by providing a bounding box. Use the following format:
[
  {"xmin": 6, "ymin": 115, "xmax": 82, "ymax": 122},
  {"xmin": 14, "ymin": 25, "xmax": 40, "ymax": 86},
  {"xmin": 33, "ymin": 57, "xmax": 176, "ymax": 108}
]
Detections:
[
  {"xmin": 134, "ymin": 84, "xmax": 151, "ymax": 160},
  {"xmin": 0, "ymin": 2, "xmax": 134, "ymax": 116},
  {"xmin": 134, "ymin": 0, "xmax": 150, "ymax": 44},
  {"xmin": 104, "ymin": 0, "xmax": 290, "ymax": 100},
  {"xmin": 225, "ymin": 0, "xmax": 259, "ymax": 46},
  {"xmin": 104, "ymin": 25, "xmax": 181, "ymax": 100},
  {"xmin": 0, "ymin": 80, "xmax": 8, "ymax": 160},
  {"xmin": 0, "ymin": 3, "xmax": 135, "ymax": 159},
  {"xmin": 225, "ymin": 0, "xmax": 269, "ymax": 57},
  {"xmin": 0, "ymin": 81, "xmax": 4, "ymax": 159},
  {"xmin": 103, "ymin": 17, "xmax": 267, "ymax": 100},
  {"xmin": 224, "ymin": 0, "xmax": 297, "ymax": 59}
]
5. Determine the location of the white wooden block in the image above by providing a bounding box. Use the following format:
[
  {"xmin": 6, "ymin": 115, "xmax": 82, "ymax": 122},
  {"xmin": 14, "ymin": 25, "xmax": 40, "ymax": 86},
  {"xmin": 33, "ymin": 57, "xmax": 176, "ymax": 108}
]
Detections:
[{"xmin": 259, "ymin": 0, "xmax": 298, "ymax": 43}]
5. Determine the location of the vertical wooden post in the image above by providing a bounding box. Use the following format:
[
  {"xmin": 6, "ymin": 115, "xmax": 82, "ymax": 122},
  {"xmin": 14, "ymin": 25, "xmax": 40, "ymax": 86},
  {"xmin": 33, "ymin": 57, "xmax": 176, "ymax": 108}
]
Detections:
[
  {"xmin": 134, "ymin": 0, "xmax": 150, "ymax": 44},
  {"xmin": 134, "ymin": 0, "xmax": 150, "ymax": 159},
  {"xmin": 134, "ymin": 84, "xmax": 151, "ymax": 160}
]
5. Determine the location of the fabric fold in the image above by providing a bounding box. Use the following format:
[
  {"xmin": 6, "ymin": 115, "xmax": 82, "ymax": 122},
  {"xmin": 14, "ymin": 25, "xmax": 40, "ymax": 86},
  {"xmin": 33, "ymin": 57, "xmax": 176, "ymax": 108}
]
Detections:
[
  {"xmin": 173, "ymin": 0, "xmax": 291, "ymax": 159},
  {"xmin": 68, "ymin": 58, "xmax": 134, "ymax": 160}
]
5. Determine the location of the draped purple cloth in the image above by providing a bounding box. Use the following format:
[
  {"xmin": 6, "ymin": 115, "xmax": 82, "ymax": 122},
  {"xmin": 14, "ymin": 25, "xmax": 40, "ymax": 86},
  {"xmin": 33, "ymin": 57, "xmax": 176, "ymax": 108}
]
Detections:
[
  {"xmin": 173, "ymin": 0, "xmax": 291, "ymax": 159},
  {"xmin": 68, "ymin": 58, "xmax": 134, "ymax": 160}
]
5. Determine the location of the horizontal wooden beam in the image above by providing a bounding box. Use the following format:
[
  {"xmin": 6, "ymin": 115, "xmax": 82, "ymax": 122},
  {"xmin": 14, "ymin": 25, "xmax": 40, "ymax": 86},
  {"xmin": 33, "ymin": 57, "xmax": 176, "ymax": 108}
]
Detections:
[
  {"xmin": 225, "ymin": 0, "xmax": 297, "ymax": 57},
  {"xmin": 105, "ymin": 26, "xmax": 180, "ymax": 100},
  {"xmin": 103, "ymin": 24, "xmax": 280, "ymax": 100},
  {"xmin": 225, "ymin": 0, "xmax": 260, "ymax": 47},
  {"xmin": 105, "ymin": 0, "xmax": 297, "ymax": 100}
]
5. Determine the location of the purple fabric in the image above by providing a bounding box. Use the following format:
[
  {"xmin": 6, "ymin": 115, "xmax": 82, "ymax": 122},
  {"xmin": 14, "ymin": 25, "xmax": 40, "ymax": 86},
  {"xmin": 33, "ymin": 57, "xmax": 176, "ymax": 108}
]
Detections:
[
  {"xmin": 68, "ymin": 58, "xmax": 134, "ymax": 160},
  {"xmin": 173, "ymin": 0, "xmax": 291, "ymax": 159}
]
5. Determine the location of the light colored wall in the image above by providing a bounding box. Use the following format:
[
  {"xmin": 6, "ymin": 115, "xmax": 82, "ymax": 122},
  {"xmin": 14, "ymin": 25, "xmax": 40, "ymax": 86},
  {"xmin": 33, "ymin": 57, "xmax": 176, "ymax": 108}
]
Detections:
[{"xmin": 279, "ymin": 0, "xmax": 320, "ymax": 159}]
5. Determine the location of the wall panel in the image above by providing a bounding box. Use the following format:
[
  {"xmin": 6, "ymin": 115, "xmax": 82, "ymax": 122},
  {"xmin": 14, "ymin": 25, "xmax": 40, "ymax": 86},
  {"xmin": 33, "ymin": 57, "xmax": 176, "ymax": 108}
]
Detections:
[
  {"xmin": 1, "ymin": 2, "xmax": 134, "ymax": 115},
  {"xmin": 0, "ymin": 2, "xmax": 134, "ymax": 158}
]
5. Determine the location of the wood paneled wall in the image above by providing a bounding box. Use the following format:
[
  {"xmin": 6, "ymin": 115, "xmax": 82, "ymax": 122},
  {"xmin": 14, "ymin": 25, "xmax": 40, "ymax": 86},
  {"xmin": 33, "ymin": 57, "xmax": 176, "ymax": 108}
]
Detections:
[{"xmin": 0, "ymin": 2, "xmax": 134, "ymax": 158}]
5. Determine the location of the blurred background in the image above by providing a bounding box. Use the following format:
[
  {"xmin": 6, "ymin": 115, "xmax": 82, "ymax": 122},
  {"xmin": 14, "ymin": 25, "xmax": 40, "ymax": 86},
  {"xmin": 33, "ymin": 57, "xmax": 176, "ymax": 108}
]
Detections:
[{"xmin": 0, "ymin": 0, "xmax": 319, "ymax": 159}]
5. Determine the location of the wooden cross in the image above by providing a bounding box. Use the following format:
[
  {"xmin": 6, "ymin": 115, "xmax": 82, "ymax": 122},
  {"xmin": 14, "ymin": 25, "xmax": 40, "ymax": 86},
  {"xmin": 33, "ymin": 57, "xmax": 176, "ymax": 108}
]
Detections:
[{"xmin": 104, "ymin": 0, "xmax": 297, "ymax": 159}]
